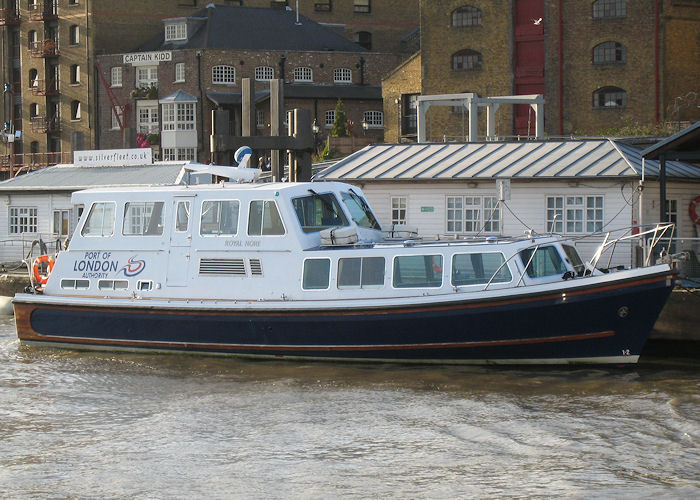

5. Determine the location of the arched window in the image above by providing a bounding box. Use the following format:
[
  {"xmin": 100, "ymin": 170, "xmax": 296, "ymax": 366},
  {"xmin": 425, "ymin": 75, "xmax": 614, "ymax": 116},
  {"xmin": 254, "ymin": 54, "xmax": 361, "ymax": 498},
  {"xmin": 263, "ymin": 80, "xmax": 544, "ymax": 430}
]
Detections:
[
  {"xmin": 28, "ymin": 68, "xmax": 38, "ymax": 88},
  {"xmin": 293, "ymin": 67, "xmax": 313, "ymax": 82},
  {"xmin": 593, "ymin": 0, "xmax": 626, "ymax": 19},
  {"xmin": 70, "ymin": 64, "xmax": 80, "ymax": 84},
  {"xmin": 452, "ymin": 6, "xmax": 482, "ymax": 27},
  {"xmin": 354, "ymin": 31, "xmax": 372, "ymax": 50},
  {"xmin": 71, "ymin": 100, "xmax": 81, "ymax": 120},
  {"xmin": 593, "ymin": 86, "xmax": 627, "ymax": 108},
  {"xmin": 254, "ymin": 66, "xmax": 274, "ymax": 81},
  {"xmin": 452, "ymin": 49, "xmax": 482, "ymax": 71},
  {"xmin": 212, "ymin": 65, "xmax": 235, "ymax": 85},
  {"xmin": 29, "ymin": 103, "xmax": 39, "ymax": 117},
  {"xmin": 69, "ymin": 25, "xmax": 79, "ymax": 45},
  {"xmin": 593, "ymin": 41, "xmax": 626, "ymax": 64},
  {"xmin": 334, "ymin": 68, "xmax": 352, "ymax": 83}
]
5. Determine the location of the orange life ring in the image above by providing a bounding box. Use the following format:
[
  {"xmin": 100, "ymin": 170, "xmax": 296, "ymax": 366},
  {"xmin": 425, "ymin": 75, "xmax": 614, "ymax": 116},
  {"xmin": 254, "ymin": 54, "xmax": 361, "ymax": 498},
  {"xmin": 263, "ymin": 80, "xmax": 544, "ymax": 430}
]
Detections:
[
  {"xmin": 32, "ymin": 255, "xmax": 55, "ymax": 285},
  {"xmin": 690, "ymin": 196, "xmax": 700, "ymax": 225}
]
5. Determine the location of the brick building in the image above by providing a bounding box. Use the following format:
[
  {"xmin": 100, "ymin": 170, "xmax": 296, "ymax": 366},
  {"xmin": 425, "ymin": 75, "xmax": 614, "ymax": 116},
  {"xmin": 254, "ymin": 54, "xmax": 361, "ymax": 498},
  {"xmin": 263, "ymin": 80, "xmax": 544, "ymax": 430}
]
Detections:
[
  {"xmin": 385, "ymin": 0, "xmax": 700, "ymax": 142},
  {"xmin": 96, "ymin": 5, "xmax": 402, "ymax": 162}
]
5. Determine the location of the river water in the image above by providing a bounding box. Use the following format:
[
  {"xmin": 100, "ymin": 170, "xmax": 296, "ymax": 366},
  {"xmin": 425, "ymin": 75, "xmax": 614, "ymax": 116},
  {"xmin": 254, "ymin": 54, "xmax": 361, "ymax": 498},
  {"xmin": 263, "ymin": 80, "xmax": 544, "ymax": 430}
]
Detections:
[{"xmin": 0, "ymin": 316, "xmax": 698, "ymax": 499}]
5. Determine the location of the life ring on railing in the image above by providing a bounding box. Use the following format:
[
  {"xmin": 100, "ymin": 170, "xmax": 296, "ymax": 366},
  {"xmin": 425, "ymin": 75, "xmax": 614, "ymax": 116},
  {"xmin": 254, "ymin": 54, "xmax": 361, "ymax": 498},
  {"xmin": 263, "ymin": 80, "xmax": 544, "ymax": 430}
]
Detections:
[
  {"xmin": 690, "ymin": 196, "xmax": 700, "ymax": 225},
  {"xmin": 32, "ymin": 255, "xmax": 55, "ymax": 285}
]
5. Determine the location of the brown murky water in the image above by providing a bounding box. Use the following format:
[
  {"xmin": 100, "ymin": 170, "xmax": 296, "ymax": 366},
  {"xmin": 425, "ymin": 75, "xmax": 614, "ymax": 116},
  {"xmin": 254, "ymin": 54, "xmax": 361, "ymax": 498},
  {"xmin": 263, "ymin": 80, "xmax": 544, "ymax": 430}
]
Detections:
[{"xmin": 1, "ymin": 316, "xmax": 698, "ymax": 498}]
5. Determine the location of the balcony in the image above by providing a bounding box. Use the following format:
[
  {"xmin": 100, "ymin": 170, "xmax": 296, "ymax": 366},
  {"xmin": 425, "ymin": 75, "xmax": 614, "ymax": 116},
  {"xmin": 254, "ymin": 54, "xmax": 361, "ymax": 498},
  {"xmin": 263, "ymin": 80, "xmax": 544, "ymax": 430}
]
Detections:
[
  {"xmin": 29, "ymin": 39, "xmax": 59, "ymax": 58},
  {"xmin": 0, "ymin": 7, "xmax": 20, "ymax": 25},
  {"xmin": 28, "ymin": 1, "xmax": 57, "ymax": 21},
  {"xmin": 30, "ymin": 78, "xmax": 58, "ymax": 96},
  {"xmin": 30, "ymin": 114, "xmax": 60, "ymax": 133}
]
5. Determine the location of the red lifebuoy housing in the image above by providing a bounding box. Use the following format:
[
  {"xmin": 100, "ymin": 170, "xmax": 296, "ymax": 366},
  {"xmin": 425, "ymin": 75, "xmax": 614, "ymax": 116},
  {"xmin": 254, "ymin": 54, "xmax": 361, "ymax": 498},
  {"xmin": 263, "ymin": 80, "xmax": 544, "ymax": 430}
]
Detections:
[
  {"xmin": 690, "ymin": 196, "xmax": 700, "ymax": 225},
  {"xmin": 32, "ymin": 255, "xmax": 55, "ymax": 286}
]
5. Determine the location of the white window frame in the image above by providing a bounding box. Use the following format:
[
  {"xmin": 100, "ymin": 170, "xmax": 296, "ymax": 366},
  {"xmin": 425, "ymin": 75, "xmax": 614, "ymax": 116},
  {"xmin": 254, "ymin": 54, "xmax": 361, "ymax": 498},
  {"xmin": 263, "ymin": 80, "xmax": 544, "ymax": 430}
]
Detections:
[
  {"xmin": 110, "ymin": 66, "xmax": 122, "ymax": 87},
  {"xmin": 212, "ymin": 65, "xmax": 235, "ymax": 85},
  {"xmin": 174, "ymin": 62, "xmax": 185, "ymax": 83},
  {"xmin": 293, "ymin": 67, "xmax": 313, "ymax": 82},
  {"xmin": 69, "ymin": 25, "xmax": 79, "ymax": 45},
  {"xmin": 136, "ymin": 66, "xmax": 158, "ymax": 88},
  {"xmin": 546, "ymin": 195, "xmax": 604, "ymax": 234},
  {"xmin": 111, "ymin": 106, "xmax": 124, "ymax": 130},
  {"xmin": 324, "ymin": 110, "xmax": 335, "ymax": 128},
  {"xmin": 9, "ymin": 207, "xmax": 38, "ymax": 234},
  {"xmin": 333, "ymin": 68, "xmax": 352, "ymax": 84},
  {"xmin": 362, "ymin": 110, "xmax": 383, "ymax": 128},
  {"xmin": 164, "ymin": 22, "xmax": 187, "ymax": 41},
  {"xmin": 446, "ymin": 195, "xmax": 500, "ymax": 234},
  {"xmin": 137, "ymin": 103, "xmax": 159, "ymax": 134},
  {"xmin": 255, "ymin": 66, "xmax": 275, "ymax": 81},
  {"xmin": 162, "ymin": 148, "xmax": 196, "ymax": 161},
  {"xmin": 53, "ymin": 209, "xmax": 71, "ymax": 237},
  {"xmin": 391, "ymin": 196, "xmax": 407, "ymax": 226},
  {"xmin": 162, "ymin": 102, "xmax": 194, "ymax": 131}
]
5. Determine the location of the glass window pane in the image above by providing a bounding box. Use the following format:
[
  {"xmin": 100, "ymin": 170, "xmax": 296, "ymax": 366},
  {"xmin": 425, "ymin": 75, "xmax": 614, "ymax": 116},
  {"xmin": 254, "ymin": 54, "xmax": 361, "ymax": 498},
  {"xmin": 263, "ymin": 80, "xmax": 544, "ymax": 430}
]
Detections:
[
  {"xmin": 452, "ymin": 252, "xmax": 511, "ymax": 286},
  {"xmin": 393, "ymin": 255, "xmax": 443, "ymax": 288},
  {"xmin": 338, "ymin": 258, "xmax": 361, "ymax": 288},
  {"xmin": 200, "ymin": 200, "xmax": 239, "ymax": 236},
  {"xmin": 303, "ymin": 259, "xmax": 330, "ymax": 290},
  {"xmin": 123, "ymin": 201, "xmax": 164, "ymax": 236},
  {"xmin": 519, "ymin": 246, "xmax": 567, "ymax": 278},
  {"xmin": 82, "ymin": 202, "xmax": 115, "ymax": 236},
  {"xmin": 176, "ymin": 201, "xmax": 190, "ymax": 232}
]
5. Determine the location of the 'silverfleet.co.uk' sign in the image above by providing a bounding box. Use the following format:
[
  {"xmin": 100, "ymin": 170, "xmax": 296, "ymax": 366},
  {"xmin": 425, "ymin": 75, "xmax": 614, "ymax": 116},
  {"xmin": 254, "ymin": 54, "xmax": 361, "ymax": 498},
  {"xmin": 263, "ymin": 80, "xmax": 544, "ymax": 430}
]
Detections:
[
  {"xmin": 123, "ymin": 51, "xmax": 172, "ymax": 65},
  {"xmin": 74, "ymin": 149, "xmax": 153, "ymax": 166}
]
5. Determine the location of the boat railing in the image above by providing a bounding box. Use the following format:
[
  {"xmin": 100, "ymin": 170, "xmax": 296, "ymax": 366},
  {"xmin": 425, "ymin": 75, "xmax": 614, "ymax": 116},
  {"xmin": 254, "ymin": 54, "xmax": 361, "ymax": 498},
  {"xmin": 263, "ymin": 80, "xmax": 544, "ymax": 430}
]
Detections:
[{"xmin": 641, "ymin": 235, "xmax": 700, "ymax": 284}]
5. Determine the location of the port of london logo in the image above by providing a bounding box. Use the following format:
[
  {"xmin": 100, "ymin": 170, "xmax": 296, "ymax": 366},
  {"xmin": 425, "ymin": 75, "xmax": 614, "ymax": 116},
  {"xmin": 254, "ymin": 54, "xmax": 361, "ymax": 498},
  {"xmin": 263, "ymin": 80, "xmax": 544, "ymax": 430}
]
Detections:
[{"xmin": 119, "ymin": 255, "xmax": 146, "ymax": 277}]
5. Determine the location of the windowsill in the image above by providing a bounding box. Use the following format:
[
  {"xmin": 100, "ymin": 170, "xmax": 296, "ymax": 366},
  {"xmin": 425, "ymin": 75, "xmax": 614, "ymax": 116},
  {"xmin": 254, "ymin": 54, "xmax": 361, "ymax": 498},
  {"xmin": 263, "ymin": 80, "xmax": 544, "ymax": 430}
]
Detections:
[
  {"xmin": 212, "ymin": 82, "xmax": 236, "ymax": 86},
  {"xmin": 70, "ymin": 119, "xmax": 82, "ymax": 122},
  {"xmin": 593, "ymin": 107, "xmax": 626, "ymax": 110},
  {"xmin": 68, "ymin": 43, "xmax": 80, "ymax": 47},
  {"xmin": 174, "ymin": 80, "xmax": 185, "ymax": 84},
  {"xmin": 69, "ymin": 83, "xmax": 80, "ymax": 86},
  {"xmin": 111, "ymin": 85, "xmax": 122, "ymax": 88}
]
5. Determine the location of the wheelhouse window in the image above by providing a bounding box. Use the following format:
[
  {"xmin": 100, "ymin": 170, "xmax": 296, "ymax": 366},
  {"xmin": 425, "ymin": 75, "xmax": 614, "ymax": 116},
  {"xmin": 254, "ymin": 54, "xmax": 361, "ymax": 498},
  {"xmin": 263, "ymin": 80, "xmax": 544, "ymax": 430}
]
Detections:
[
  {"xmin": 519, "ymin": 246, "xmax": 567, "ymax": 278},
  {"xmin": 333, "ymin": 68, "xmax": 352, "ymax": 84},
  {"xmin": 393, "ymin": 255, "xmax": 443, "ymax": 288},
  {"xmin": 593, "ymin": 41, "xmax": 626, "ymax": 64},
  {"xmin": 292, "ymin": 192, "xmax": 348, "ymax": 233},
  {"xmin": 452, "ymin": 252, "xmax": 511, "ymax": 286},
  {"xmin": 391, "ymin": 196, "xmax": 407, "ymax": 226},
  {"xmin": 293, "ymin": 67, "xmax": 313, "ymax": 82},
  {"xmin": 341, "ymin": 190, "xmax": 381, "ymax": 230},
  {"xmin": 254, "ymin": 66, "xmax": 274, "ymax": 81},
  {"xmin": 446, "ymin": 196, "xmax": 500, "ymax": 234},
  {"xmin": 9, "ymin": 207, "xmax": 38, "ymax": 234},
  {"xmin": 354, "ymin": 0, "xmax": 370, "ymax": 13},
  {"xmin": 247, "ymin": 200, "xmax": 285, "ymax": 236},
  {"xmin": 546, "ymin": 196, "xmax": 603, "ymax": 233},
  {"xmin": 82, "ymin": 202, "xmax": 115, "ymax": 237},
  {"xmin": 593, "ymin": 0, "xmax": 626, "ymax": 19},
  {"xmin": 338, "ymin": 257, "xmax": 385, "ymax": 289},
  {"xmin": 212, "ymin": 65, "xmax": 235, "ymax": 85},
  {"xmin": 123, "ymin": 201, "xmax": 164, "ymax": 236},
  {"xmin": 175, "ymin": 201, "xmax": 190, "ymax": 232},
  {"xmin": 200, "ymin": 200, "xmax": 239, "ymax": 236},
  {"xmin": 302, "ymin": 258, "xmax": 330, "ymax": 290},
  {"xmin": 452, "ymin": 6, "xmax": 482, "ymax": 27},
  {"xmin": 452, "ymin": 49, "xmax": 482, "ymax": 71},
  {"xmin": 562, "ymin": 244, "xmax": 585, "ymax": 276},
  {"xmin": 593, "ymin": 86, "xmax": 627, "ymax": 108}
]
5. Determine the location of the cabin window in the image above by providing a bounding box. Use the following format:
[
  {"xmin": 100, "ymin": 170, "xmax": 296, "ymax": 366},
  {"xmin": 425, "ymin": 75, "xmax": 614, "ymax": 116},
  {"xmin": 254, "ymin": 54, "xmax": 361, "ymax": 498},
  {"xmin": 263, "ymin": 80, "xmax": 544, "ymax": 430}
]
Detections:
[
  {"xmin": 292, "ymin": 192, "xmax": 348, "ymax": 233},
  {"xmin": 341, "ymin": 191, "xmax": 381, "ymax": 230},
  {"xmin": 137, "ymin": 280, "xmax": 153, "ymax": 291},
  {"xmin": 175, "ymin": 201, "xmax": 190, "ymax": 232},
  {"xmin": 123, "ymin": 201, "xmax": 165, "ymax": 236},
  {"xmin": 452, "ymin": 252, "xmax": 511, "ymax": 286},
  {"xmin": 519, "ymin": 246, "xmax": 567, "ymax": 278},
  {"xmin": 248, "ymin": 200, "xmax": 285, "ymax": 236},
  {"xmin": 60, "ymin": 279, "xmax": 90, "ymax": 290},
  {"xmin": 82, "ymin": 202, "xmax": 115, "ymax": 237},
  {"xmin": 302, "ymin": 258, "xmax": 330, "ymax": 290},
  {"xmin": 338, "ymin": 257, "xmax": 385, "ymax": 289},
  {"xmin": 200, "ymin": 200, "xmax": 239, "ymax": 236},
  {"xmin": 393, "ymin": 255, "xmax": 443, "ymax": 288},
  {"xmin": 562, "ymin": 245, "xmax": 585, "ymax": 276},
  {"xmin": 98, "ymin": 279, "xmax": 129, "ymax": 290}
]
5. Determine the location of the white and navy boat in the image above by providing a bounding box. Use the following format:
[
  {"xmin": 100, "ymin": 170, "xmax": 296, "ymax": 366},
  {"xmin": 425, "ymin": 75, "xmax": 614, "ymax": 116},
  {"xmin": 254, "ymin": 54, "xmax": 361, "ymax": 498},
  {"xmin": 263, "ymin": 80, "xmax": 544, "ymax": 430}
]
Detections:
[{"xmin": 14, "ymin": 177, "xmax": 676, "ymax": 364}]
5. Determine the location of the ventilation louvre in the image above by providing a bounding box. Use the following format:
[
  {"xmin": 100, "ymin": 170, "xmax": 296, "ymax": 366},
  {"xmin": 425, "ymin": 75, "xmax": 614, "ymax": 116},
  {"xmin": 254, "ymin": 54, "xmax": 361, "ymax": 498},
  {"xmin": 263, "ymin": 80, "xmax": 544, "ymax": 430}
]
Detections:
[
  {"xmin": 199, "ymin": 258, "xmax": 246, "ymax": 276},
  {"xmin": 249, "ymin": 258, "xmax": 263, "ymax": 276}
]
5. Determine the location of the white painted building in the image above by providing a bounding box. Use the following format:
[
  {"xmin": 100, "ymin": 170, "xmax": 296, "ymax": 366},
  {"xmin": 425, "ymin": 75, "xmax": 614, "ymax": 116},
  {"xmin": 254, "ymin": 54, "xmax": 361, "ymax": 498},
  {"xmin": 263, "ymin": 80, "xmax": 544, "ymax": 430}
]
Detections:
[{"xmin": 314, "ymin": 140, "xmax": 700, "ymax": 267}]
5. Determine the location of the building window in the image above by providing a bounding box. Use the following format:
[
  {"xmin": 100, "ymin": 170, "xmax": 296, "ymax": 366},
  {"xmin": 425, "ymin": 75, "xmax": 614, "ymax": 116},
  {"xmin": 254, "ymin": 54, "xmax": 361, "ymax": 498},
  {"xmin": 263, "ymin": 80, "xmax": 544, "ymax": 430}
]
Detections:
[
  {"xmin": 70, "ymin": 64, "xmax": 80, "ymax": 84},
  {"xmin": 593, "ymin": 86, "xmax": 627, "ymax": 108},
  {"xmin": 314, "ymin": 0, "xmax": 331, "ymax": 11},
  {"xmin": 354, "ymin": 0, "xmax": 370, "ymax": 13},
  {"xmin": 391, "ymin": 197, "xmax": 407, "ymax": 226},
  {"xmin": 333, "ymin": 68, "xmax": 352, "ymax": 83},
  {"xmin": 53, "ymin": 209, "xmax": 70, "ymax": 236},
  {"xmin": 111, "ymin": 67, "xmax": 122, "ymax": 87},
  {"xmin": 29, "ymin": 103, "xmax": 39, "ymax": 118},
  {"xmin": 162, "ymin": 148, "xmax": 196, "ymax": 161},
  {"xmin": 354, "ymin": 31, "xmax": 371, "ymax": 50},
  {"xmin": 162, "ymin": 102, "xmax": 195, "ymax": 131},
  {"xmin": 452, "ymin": 6, "xmax": 482, "ymax": 26},
  {"xmin": 324, "ymin": 109, "xmax": 335, "ymax": 128},
  {"xmin": 137, "ymin": 104, "xmax": 159, "ymax": 134},
  {"xmin": 212, "ymin": 65, "xmax": 235, "ymax": 85},
  {"xmin": 402, "ymin": 94, "xmax": 419, "ymax": 136},
  {"xmin": 254, "ymin": 66, "xmax": 274, "ymax": 81},
  {"xmin": 174, "ymin": 62, "xmax": 185, "ymax": 83},
  {"xmin": 293, "ymin": 67, "xmax": 313, "ymax": 82},
  {"xmin": 452, "ymin": 49, "xmax": 482, "ymax": 71},
  {"xmin": 546, "ymin": 196, "xmax": 604, "ymax": 233},
  {"xmin": 362, "ymin": 110, "xmax": 383, "ymax": 128},
  {"xmin": 165, "ymin": 22, "xmax": 187, "ymax": 41},
  {"xmin": 593, "ymin": 0, "xmax": 626, "ymax": 19},
  {"xmin": 446, "ymin": 195, "xmax": 500, "ymax": 233},
  {"xmin": 70, "ymin": 100, "xmax": 81, "ymax": 120},
  {"xmin": 256, "ymin": 109, "xmax": 265, "ymax": 128},
  {"xmin": 69, "ymin": 25, "xmax": 79, "ymax": 45},
  {"xmin": 593, "ymin": 41, "xmax": 626, "ymax": 64},
  {"xmin": 68, "ymin": 0, "xmax": 78, "ymax": 5},
  {"xmin": 111, "ymin": 106, "xmax": 124, "ymax": 130},
  {"xmin": 28, "ymin": 30, "xmax": 37, "ymax": 48},
  {"xmin": 9, "ymin": 207, "xmax": 38, "ymax": 234},
  {"xmin": 136, "ymin": 66, "xmax": 158, "ymax": 88},
  {"xmin": 29, "ymin": 68, "xmax": 38, "ymax": 88}
]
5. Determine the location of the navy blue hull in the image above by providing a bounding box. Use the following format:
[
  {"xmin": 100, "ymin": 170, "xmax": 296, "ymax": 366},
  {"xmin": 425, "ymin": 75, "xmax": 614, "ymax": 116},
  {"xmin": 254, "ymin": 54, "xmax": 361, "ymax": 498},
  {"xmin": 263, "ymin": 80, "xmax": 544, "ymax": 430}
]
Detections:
[{"xmin": 15, "ymin": 272, "xmax": 674, "ymax": 363}]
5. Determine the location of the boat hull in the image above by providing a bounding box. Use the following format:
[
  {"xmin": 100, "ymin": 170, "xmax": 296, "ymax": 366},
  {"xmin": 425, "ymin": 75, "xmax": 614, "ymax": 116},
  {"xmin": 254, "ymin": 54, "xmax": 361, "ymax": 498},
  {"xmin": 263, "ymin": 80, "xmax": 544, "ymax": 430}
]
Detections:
[{"xmin": 14, "ymin": 272, "xmax": 675, "ymax": 365}]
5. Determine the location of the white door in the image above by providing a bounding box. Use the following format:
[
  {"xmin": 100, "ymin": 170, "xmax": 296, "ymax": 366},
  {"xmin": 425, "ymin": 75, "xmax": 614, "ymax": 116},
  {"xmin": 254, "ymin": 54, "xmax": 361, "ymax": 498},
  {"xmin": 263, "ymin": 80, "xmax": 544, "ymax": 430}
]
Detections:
[{"xmin": 166, "ymin": 196, "xmax": 194, "ymax": 286}]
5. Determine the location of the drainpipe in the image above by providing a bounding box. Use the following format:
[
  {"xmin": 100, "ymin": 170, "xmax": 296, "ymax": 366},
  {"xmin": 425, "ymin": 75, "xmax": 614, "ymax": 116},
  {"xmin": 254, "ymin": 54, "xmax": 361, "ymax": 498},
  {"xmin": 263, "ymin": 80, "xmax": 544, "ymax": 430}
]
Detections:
[
  {"xmin": 654, "ymin": 0, "xmax": 660, "ymax": 123},
  {"xmin": 197, "ymin": 50, "xmax": 204, "ymax": 160},
  {"xmin": 558, "ymin": 0, "xmax": 563, "ymax": 135},
  {"xmin": 278, "ymin": 54, "xmax": 286, "ymax": 82},
  {"xmin": 359, "ymin": 57, "xmax": 365, "ymax": 85}
]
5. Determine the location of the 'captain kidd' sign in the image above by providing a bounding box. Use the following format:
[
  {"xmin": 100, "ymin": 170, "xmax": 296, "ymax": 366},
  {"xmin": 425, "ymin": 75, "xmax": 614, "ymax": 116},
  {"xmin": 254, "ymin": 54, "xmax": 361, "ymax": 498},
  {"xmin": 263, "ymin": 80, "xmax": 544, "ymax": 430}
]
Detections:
[
  {"xmin": 123, "ymin": 51, "xmax": 172, "ymax": 65},
  {"xmin": 74, "ymin": 149, "xmax": 153, "ymax": 166}
]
